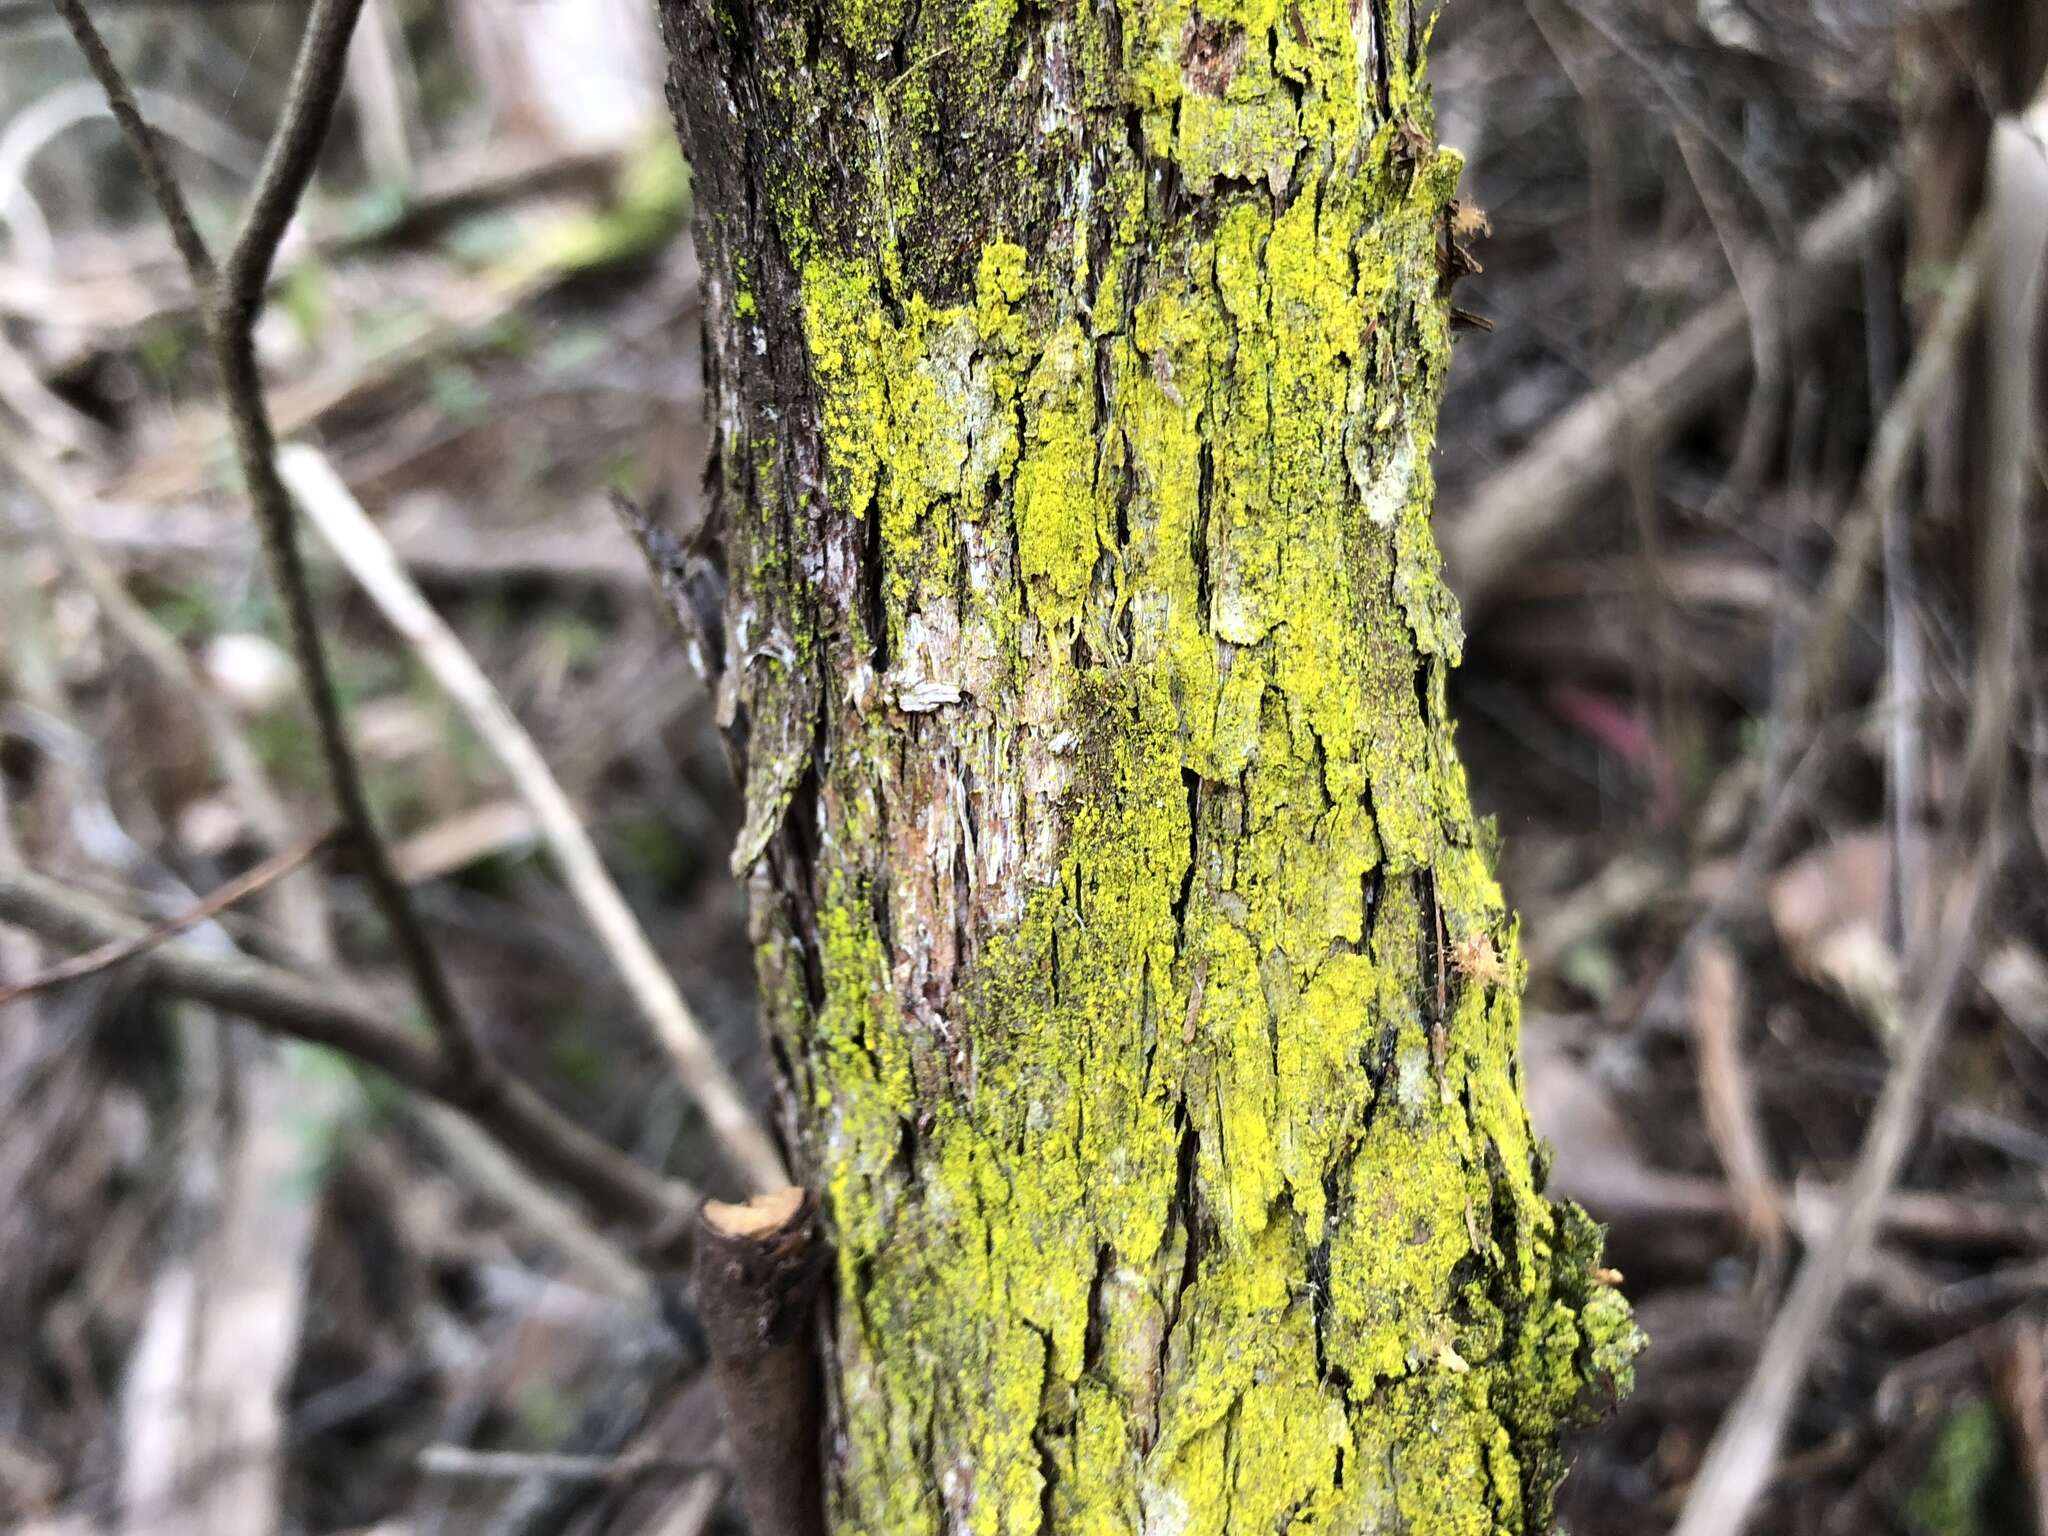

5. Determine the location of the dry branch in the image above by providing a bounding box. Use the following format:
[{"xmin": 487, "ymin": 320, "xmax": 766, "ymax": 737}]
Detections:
[
  {"xmin": 278, "ymin": 444, "xmax": 788, "ymax": 1194},
  {"xmin": 418, "ymin": 1444, "xmax": 725, "ymax": 1483},
  {"xmin": 2004, "ymin": 1319, "xmax": 2048, "ymax": 1536},
  {"xmin": 1687, "ymin": 939, "xmax": 1786, "ymax": 1265},
  {"xmin": 49, "ymin": 0, "xmax": 489, "ymax": 1084},
  {"xmin": 1443, "ymin": 166, "xmax": 1901, "ymax": 618},
  {"xmin": 0, "ymin": 863, "xmax": 698, "ymax": 1238},
  {"xmin": 0, "ymin": 423, "xmax": 333, "ymax": 960},
  {"xmin": 1968, "ymin": 110, "xmax": 2048, "ymax": 824},
  {"xmin": 1786, "ymin": 224, "xmax": 1988, "ymax": 727},
  {"xmin": 0, "ymin": 828, "xmax": 332, "ymax": 1006},
  {"xmin": 1670, "ymin": 846, "xmax": 1997, "ymax": 1536},
  {"xmin": 691, "ymin": 1188, "xmax": 827, "ymax": 1536}
]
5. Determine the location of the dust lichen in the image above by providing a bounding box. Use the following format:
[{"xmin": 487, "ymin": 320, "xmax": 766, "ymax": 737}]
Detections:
[{"xmin": 687, "ymin": 0, "xmax": 1640, "ymax": 1526}]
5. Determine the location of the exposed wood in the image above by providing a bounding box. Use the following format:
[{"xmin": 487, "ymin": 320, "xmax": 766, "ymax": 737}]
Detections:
[{"xmin": 689, "ymin": 1188, "xmax": 825, "ymax": 1536}]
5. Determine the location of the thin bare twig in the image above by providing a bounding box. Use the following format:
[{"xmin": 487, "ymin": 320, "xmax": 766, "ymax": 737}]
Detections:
[
  {"xmin": 648, "ymin": 1474, "xmax": 728, "ymax": 1536},
  {"xmin": 2003, "ymin": 1319, "xmax": 2048, "ymax": 1536},
  {"xmin": 216, "ymin": 0, "xmax": 363, "ymax": 332},
  {"xmin": 7, "ymin": 420, "xmax": 655, "ymax": 1480},
  {"xmin": 279, "ymin": 445, "xmax": 787, "ymax": 1193},
  {"xmin": 0, "ymin": 828, "xmax": 334, "ymax": 1005},
  {"xmin": 0, "ymin": 81, "xmax": 258, "ymax": 267},
  {"xmin": 1444, "ymin": 166, "xmax": 1901, "ymax": 618},
  {"xmin": 342, "ymin": 0, "xmax": 413, "ymax": 188},
  {"xmin": 2, "ymin": 253, "xmax": 679, "ymax": 1316},
  {"xmin": 1687, "ymin": 938, "xmax": 1787, "ymax": 1270},
  {"xmin": 1628, "ymin": 235, "xmax": 1986, "ymax": 1041},
  {"xmin": 1559, "ymin": 1162, "xmax": 2048, "ymax": 1255},
  {"xmin": 0, "ymin": 561, "xmax": 46, "ymax": 1042},
  {"xmin": 9, "ymin": 568, "xmax": 663, "ymax": 1307},
  {"xmin": 1968, "ymin": 113, "xmax": 2048, "ymax": 828},
  {"xmin": 418, "ymin": 1445, "xmax": 726, "ymax": 1483},
  {"xmin": 1865, "ymin": 231, "xmax": 1923, "ymax": 955},
  {"xmin": 413, "ymin": 1103, "xmax": 653, "ymax": 1305},
  {"xmin": 1670, "ymin": 845, "xmax": 1998, "ymax": 1536},
  {"xmin": 0, "ymin": 864, "xmax": 698, "ymax": 1239},
  {"xmin": 1632, "ymin": 716, "xmax": 1852, "ymax": 1034},
  {"xmin": 48, "ymin": 0, "xmax": 489, "ymax": 1084},
  {"xmin": 1786, "ymin": 224, "xmax": 1988, "ymax": 725},
  {"xmin": 1671, "ymin": 122, "xmax": 1788, "ymax": 530},
  {"xmin": 0, "ymin": 422, "xmax": 333, "ymax": 959},
  {"xmin": 44, "ymin": 0, "xmax": 213, "ymax": 281}
]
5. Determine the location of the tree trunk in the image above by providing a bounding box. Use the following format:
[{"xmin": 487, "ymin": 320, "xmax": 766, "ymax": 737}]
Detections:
[{"xmin": 654, "ymin": 0, "xmax": 1640, "ymax": 1528}]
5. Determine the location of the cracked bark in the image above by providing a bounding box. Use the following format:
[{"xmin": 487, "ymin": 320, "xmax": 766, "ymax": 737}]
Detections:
[{"xmin": 653, "ymin": 0, "xmax": 1641, "ymax": 1529}]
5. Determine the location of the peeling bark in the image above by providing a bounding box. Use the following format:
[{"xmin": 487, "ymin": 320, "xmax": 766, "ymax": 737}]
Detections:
[{"xmin": 654, "ymin": 0, "xmax": 1641, "ymax": 1529}]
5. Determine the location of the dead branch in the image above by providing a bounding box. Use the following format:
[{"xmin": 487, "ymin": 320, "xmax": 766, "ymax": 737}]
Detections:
[
  {"xmin": 49, "ymin": 0, "xmax": 489, "ymax": 1083},
  {"xmin": 44, "ymin": 0, "xmax": 213, "ymax": 283},
  {"xmin": 1444, "ymin": 166, "xmax": 1901, "ymax": 619},
  {"xmin": 417, "ymin": 1444, "xmax": 726, "ymax": 1483},
  {"xmin": 0, "ymin": 829, "xmax": 333, "ymax": 1006},
  {"xmin": 7, "ymin": 427, "xmax": 699, "ymax": 1306},
  {"xmin": 1670, "ymin": 844, "xmax": 1998, "ymax": 1536},
  {"xmin": 2002, "ymin": 1319, "xmax": 2048, "ymax": 1536},
  {"xmin": 1785, "ymin": 224, "xmax": 1989, "ymax": 727},
  {"xmin": 279, "ymin": 445, "xmax": 787, "ymax": 1193},
  {"xmin": 0, "ymin": 423, "xmax": 333, "ymax": 960},
  {"xmin": 0, "ymin": 863, "xmax": 698, "ymax": 1240},
  {"xmin": 1967, "ymin": 110, "xmax": 2048, "ymax": 827},
  {"xmin": 691, "ymin": 1188, "xmax": 827, "ymax": 1536},
  {"xmin": 412, "ymin": 1103, "xmax": 654, "ymax": 1305},
  {"xmin": 1687, "ymin": 939, "xmax": 1787, "ymax": 1268}
]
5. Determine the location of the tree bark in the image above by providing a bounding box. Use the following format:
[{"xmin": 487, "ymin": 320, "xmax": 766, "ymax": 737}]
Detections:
[{"xmin": 653, "ymin": 0, "xmax": 1640, "ymax": 1529}]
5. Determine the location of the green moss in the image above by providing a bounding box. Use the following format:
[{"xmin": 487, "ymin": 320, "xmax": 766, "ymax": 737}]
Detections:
[{"xmin": 1905, "ymin": 1396, "xmax": 2012, "ymax": 1536}]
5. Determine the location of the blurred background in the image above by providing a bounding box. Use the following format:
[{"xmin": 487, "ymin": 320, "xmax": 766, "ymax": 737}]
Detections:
[{"xmin": 0, "ymin": 1, "xmax": 2043, "ymax": 1533}]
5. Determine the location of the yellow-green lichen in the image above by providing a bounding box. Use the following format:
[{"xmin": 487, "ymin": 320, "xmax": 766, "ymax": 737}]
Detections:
[
  {"xmin": 713, "ymin": 0, "xmax": 1641, "ymax": 1528},
  {"xmin": 1014, "ymin": 323, "xmax": 1103, "ymax": 636}
]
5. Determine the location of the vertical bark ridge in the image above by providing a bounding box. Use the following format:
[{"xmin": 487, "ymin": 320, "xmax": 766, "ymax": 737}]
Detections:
[{"xmin": 657, "ymin": 0, "xmax": 1641, "ymax": 1530}]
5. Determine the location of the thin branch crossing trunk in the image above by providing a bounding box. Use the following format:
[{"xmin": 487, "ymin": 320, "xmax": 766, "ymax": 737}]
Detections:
[{"xmin": 655, "ymin": 0, "xmax": 1640, "ymax": 1527}]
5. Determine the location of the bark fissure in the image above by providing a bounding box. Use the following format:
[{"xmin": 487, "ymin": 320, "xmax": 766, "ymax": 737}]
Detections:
[{"xmin": 1156, "ymin": 1100, "xmax": 1204, "ymax": 1451}]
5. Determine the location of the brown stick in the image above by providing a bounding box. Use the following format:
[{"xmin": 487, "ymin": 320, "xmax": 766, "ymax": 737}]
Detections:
[
  {"xmin": 48, "ymin": 0, "xmax": 490, "ymax": 1084},
  {"xmin": 284, "ymin": 448, "xmax": 786, "ymax": 1193},
  {"xmin": 1784, "ymin": 224, "xmax": 1988, "ymax": 727},
  {"xmin": 0, "ymin": 827, "xmax": 334, "ymax": 1005},
  {"xmin": 417, "ymin": 1444, "xmax": 728, "ymax": 1483},
  {"xmin": 0, "ymin": 864, "xmax": 697, "ymax": 1238},
  {"xmin": 1687, "ymin": 938, "xmax": 1787, "ymax": 1268},
  {"xmin": 1671, "ymin": 845, "xmax": 1998, "ymax": 1536},
  {"xmin": 689, "ymin": 1188, "xmax": 828, "ymax": 1536},
  {"xmin": 2003, "ymin": 1318, "xmax": 2048, "ymax": 1536}
]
